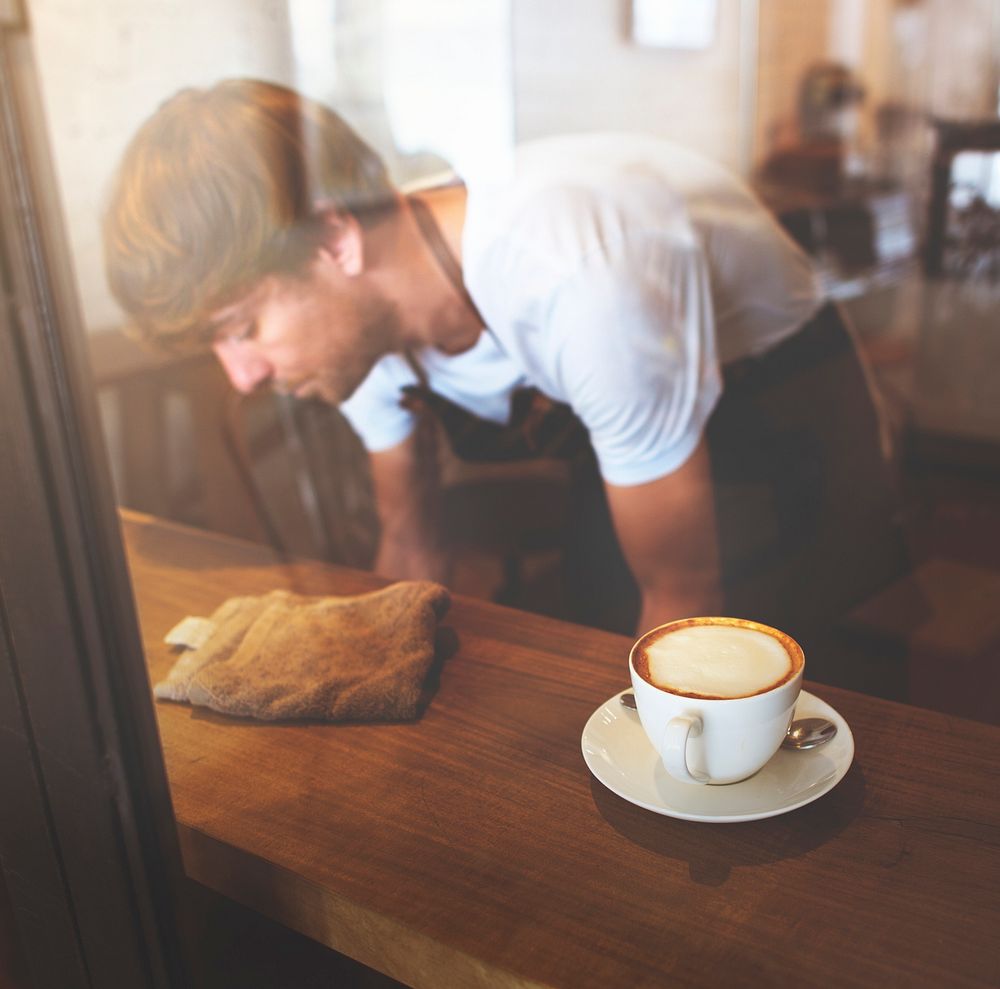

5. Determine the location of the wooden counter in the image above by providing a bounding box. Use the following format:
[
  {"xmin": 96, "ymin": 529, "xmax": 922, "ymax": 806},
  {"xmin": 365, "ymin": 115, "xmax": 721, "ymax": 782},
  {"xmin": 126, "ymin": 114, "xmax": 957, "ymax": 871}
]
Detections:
[{"xmin": 124, "ymin": 511, "xmax": 1000, "ymax": 988}]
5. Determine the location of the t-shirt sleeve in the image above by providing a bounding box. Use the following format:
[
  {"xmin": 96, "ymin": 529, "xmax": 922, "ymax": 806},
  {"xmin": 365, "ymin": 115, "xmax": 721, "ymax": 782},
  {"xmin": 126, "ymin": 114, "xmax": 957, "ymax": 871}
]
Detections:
[
  {"xmin": 547, "ymin": 240, "xmax": 722, "ymax": 486},
  {"xmin": 338, "ymin": 355, "xmax": 416, "ymax": 453}
]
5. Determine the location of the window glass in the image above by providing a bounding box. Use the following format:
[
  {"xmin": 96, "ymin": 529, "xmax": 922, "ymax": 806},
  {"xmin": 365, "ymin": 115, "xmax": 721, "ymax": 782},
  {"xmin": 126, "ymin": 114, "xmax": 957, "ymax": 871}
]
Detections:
[{"xmin": 24, "ymin": 0, "xmax": 1000, "ymax": 723}]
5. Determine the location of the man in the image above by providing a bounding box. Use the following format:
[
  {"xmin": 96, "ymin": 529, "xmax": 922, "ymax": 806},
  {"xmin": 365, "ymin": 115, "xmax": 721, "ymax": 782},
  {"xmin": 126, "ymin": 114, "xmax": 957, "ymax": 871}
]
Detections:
[{"xmin": 104, "ymin": 79, "xmax": 904, "ymax": 647}]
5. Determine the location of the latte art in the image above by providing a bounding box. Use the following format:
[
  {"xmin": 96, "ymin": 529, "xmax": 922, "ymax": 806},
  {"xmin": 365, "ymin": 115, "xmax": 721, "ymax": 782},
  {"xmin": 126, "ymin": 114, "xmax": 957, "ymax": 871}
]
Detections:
[{"xmin": 634, "ymin": 620, "xmax": 800, "ymax": 700}]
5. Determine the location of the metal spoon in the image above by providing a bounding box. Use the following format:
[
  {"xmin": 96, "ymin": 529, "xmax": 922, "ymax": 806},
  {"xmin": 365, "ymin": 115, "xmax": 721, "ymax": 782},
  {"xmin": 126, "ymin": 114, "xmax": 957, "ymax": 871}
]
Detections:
[
  {"xmin": 618, "ymin": 692, "xmax": 837, "ymax": 750},
  {"xmin": 781, "ymin": 717, "xmax": 837, "ymax": 750}
]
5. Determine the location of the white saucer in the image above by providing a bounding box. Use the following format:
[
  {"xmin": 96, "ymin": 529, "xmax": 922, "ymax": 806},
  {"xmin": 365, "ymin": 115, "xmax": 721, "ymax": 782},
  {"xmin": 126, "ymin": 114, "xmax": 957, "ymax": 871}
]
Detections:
[{"xmin": 581, "ymin": 689, "xmax": 854, "ymax": 823}]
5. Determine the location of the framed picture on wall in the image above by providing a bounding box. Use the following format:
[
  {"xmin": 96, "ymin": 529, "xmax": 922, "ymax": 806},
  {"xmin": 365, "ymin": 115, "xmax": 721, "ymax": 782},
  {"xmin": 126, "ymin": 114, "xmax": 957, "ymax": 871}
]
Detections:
[{"xmin": 630, "ymin": 0, "xmax": 718, "ymax": 50}]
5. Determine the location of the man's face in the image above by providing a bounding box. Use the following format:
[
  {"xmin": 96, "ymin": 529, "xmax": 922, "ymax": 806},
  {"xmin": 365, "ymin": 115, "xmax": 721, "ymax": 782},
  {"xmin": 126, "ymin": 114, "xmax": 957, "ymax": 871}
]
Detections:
[{"xmin": 210, "ymin": 247, "xmax": 394, "ymax": 405}]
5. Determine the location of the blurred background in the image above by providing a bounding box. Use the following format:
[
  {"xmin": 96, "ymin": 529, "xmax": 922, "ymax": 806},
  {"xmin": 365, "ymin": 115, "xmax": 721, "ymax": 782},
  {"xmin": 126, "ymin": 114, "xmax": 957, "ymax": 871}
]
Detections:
[{"xmin": 21, "ymin": 0, "xmax": 1000, "ymax": 723}]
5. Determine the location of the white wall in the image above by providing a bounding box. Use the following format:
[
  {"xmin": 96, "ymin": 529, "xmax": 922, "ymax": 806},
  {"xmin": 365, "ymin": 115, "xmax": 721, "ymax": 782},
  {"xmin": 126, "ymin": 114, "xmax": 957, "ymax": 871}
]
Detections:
[{"xmin": 512, "ymin": 0, "xmax": 748, "ymax": 172}]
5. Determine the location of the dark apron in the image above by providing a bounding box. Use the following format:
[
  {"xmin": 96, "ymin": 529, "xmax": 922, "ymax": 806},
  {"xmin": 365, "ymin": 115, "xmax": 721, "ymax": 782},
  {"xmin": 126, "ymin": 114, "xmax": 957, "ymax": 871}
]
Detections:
[
  {"xmin": 399, "ymin": 364, "xmax": 592, "ymax": 465},
  {"xmin": 399, "ymin": 303, "xmax": 908, "ymax": 688}
]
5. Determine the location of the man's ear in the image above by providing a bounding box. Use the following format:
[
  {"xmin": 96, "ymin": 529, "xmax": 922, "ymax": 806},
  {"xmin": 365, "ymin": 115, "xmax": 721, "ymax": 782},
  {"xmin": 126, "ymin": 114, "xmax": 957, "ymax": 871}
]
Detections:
[{"xmin": 315, "ymin": 206, "xmax": 364, "ymax": 277}]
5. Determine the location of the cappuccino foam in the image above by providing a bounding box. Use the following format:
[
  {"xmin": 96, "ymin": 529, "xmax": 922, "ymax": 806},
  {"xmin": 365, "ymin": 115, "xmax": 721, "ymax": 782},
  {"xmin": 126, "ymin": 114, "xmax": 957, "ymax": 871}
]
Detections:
[{"xmin": 638, "ymin": 623, "xmax": 795, "ymax": 699}]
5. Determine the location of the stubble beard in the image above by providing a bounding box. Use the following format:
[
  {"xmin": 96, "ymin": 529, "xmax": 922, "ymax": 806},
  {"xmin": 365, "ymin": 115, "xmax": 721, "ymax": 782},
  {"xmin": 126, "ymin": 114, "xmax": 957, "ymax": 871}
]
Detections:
[{"xmin": 313, "ymin": 298, "xmax": 401, "ymax": 406}]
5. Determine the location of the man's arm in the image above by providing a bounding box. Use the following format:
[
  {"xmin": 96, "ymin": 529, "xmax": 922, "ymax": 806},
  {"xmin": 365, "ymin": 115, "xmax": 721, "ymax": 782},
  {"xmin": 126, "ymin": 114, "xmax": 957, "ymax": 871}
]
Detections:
[
  {"xmin": 368, "ymin": 430, "xmax": 450, "ymax": 584},
  {"xmin": 604, "ymin": 437, "xmax": 723, "ymax": 635}
]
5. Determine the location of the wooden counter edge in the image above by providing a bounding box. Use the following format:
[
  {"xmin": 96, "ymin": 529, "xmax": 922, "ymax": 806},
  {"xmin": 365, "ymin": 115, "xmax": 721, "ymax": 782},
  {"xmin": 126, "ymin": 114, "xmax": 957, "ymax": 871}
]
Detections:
[{"xmin": 178, "ymin": 824, "xmax": 554, "ymax": 989}]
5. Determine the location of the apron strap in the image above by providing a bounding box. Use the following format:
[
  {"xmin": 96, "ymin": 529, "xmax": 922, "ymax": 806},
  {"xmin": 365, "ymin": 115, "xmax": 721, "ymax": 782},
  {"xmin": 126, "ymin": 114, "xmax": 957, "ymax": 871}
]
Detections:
[{"xmin": 402, "ymin": 348, "xmax": 429, "ymax": 388}]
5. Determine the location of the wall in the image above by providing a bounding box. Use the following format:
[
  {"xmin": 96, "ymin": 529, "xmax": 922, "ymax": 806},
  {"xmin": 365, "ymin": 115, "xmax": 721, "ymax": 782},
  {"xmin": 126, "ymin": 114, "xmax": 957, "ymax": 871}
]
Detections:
[
  {"xmin": 922, "ymin": 0, "xmax": 998, "ymax": 118},
  {"xmin": 754, "ymin": 0, "xmax": 835, "ymax": 160},
  {"xmin": 512, "ymin": 0, "xmax": 749, "ymax": 172}
]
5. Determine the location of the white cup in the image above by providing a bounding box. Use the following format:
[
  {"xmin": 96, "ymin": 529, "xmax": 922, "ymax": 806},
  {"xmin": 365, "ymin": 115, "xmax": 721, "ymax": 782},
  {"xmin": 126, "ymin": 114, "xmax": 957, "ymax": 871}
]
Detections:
[{"xmin": 628, "ymin": 617, "xmax": 804, "ymax": 785}]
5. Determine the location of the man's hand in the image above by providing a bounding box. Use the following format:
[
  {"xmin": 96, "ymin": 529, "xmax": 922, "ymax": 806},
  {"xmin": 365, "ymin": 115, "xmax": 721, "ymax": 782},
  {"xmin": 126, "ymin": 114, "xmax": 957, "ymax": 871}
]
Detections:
[
  {"xmin": 604, "ymin": 438, "xmax": 722, "ymax": 634},
  {"xmin": 369, "ymin": 430, "xmax": 450, "ymax": 584}
]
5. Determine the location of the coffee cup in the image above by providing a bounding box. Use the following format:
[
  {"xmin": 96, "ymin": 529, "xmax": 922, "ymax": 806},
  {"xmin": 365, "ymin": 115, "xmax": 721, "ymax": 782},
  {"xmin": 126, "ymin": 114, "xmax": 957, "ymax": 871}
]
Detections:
[{"xmin": 628, "ymin": 617, "xmax": 804, "ymax": 785}]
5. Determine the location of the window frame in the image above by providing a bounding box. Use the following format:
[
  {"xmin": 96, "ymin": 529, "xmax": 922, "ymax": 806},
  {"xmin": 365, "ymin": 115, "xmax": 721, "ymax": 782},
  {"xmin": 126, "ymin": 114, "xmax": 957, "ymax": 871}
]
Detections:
[{"xmin": 0, "ymin": 25, "xmax": 189, "ymax": 989}]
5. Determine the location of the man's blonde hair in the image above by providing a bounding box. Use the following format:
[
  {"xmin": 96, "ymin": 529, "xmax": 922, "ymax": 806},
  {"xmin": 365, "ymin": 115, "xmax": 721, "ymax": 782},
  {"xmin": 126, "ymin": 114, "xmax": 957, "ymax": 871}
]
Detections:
[{"xmin": 103, "ymin": 78, "xmax": 396, "ymax": 351}]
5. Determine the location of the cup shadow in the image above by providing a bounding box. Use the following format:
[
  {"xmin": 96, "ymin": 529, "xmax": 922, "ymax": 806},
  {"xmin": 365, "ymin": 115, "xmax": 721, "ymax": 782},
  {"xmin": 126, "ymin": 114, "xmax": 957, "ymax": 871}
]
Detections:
[{"xmin": 589, "ymin": 763, "xmax": 867, "ymax": 886}]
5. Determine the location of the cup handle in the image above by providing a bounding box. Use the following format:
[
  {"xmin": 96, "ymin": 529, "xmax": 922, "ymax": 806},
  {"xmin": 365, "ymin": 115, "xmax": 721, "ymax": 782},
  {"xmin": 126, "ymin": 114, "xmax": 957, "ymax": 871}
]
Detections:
[{"xmin": 662, "ymin": 715, "xmax": 710, "ymax": 784}]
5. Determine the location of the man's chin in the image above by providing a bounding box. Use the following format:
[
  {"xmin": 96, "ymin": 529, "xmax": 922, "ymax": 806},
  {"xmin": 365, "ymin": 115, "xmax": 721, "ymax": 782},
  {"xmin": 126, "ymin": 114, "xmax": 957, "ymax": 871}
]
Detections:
[
  {"xmin": 293, "ymin": 382, "xmax": 323, "ymax": 402},
  {"xmin": 277, "ymin": 364, "xmax": 373, "ymax": 405},
  {"xmin": 289, "ymin": 381, "xmax": 359, "ymax": 406},
  {"xmin": 270, "ymin": 380, "xmax": 321, "ymax": 402}
]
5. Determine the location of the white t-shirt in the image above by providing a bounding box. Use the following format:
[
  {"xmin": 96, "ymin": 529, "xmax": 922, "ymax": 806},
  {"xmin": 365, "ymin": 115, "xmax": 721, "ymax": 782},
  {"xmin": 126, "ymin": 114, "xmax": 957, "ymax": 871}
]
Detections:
[{"xmin": 340, "ymin": 134, "xmax": 821, "ymax": 486}]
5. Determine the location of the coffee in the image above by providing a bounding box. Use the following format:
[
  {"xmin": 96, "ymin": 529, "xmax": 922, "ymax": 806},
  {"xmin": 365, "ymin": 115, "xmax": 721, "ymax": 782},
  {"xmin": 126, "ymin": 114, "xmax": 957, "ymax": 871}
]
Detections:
[
  {"xmin": 629, "ymin": 617, "xmax": 805, "ymax": 784},
  {"xmin": 633, "ymin": 617, "xmax": 802, "ymax": 700}
]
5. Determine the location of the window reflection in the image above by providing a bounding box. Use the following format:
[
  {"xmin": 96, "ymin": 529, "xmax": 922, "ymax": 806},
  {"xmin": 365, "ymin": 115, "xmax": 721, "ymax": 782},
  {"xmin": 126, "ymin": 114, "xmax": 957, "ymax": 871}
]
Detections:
[{"xmin": 23, "ymin": 0, "xmax": 1000, "ymax": 722}]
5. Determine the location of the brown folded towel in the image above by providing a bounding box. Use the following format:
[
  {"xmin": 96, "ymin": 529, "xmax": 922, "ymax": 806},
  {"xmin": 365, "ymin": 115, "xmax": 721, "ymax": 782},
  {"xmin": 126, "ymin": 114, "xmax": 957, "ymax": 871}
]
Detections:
[{"xmin": 155, "ymin": 582, "xmax": 451, "ymax": 721}]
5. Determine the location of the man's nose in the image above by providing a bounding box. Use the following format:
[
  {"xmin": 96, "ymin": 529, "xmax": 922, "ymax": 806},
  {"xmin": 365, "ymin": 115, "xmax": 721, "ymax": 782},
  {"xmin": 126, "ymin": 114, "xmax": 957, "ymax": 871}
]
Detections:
[{"xmin": 212, "ymin": 340, "xmax": 274, "ymax": 394}]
